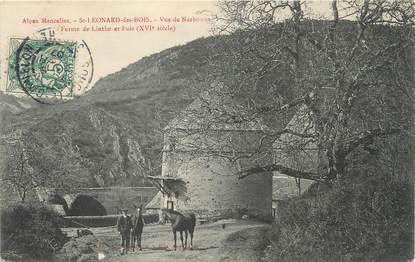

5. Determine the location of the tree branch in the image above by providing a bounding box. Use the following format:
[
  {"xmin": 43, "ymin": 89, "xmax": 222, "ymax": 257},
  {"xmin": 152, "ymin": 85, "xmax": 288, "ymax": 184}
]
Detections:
[
  {"xmin": 345, "ymin": 128, "xmax": 400, "ymax": 155},
  {"xmin": 270, "ymin": 128, "xmax": 316, "ymax": 139},
  {"xmin": 238, "ymin": 164, "xmax": 326, "ymax": 183}
]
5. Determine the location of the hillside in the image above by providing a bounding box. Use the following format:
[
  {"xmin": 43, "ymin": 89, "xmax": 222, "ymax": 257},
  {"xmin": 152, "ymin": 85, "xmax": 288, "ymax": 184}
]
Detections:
[
  {"xmin": 0, "ymin": 36, "xmax": 226, "ymax": 191},
  {"xmin": 0, "ymin": 21, "xmax": 412, "ymax": 194}
]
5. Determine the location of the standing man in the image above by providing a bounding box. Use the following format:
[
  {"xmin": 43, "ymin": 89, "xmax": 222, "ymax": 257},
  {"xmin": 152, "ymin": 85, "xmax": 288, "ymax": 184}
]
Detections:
[
  {"xmin": 117, "ymin": 208, "xmax": 132, "ymax": 255},
  {"xmin": 131, "ymin": 205, "xmax": 145, "ymax": 251}
]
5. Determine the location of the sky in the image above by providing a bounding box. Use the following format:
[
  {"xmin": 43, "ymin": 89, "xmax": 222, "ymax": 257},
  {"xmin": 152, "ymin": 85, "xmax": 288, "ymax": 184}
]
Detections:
[
  {"xmin": 0, "ymin": 0, "xmax": 335, "ymax": 94},
  {"xmin": 0, "ymin": 1, "xmax": 218, "ymax": 92}
]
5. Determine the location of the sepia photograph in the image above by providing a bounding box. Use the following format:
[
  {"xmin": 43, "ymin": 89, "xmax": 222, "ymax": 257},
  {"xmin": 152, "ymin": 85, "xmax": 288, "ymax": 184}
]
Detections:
[{"xmin": 0, "ymin": 0, "xmax": 413, "ymax": 261}]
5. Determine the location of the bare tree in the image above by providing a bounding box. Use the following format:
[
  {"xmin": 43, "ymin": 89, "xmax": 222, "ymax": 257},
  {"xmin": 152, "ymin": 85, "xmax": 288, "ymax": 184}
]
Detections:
[
  {"xmin": 2, "ymin": 143, "xmax": 34, "ymax": 202},
  {"xmin": 206, "ymin": 0, "xmax": 414, "ymax": 182},
  {"xmin": 2, "ymin": 141, "xmax": 61, "ymax": 202},
  {"xmin": 1, "ymin": 131, "xmax": 90, "ymax": 202}
]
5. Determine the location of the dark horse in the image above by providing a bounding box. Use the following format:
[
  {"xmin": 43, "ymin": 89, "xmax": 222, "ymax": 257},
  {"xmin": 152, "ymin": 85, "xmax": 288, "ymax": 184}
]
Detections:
[{"xmin": 162, "ymin": 208, "xmax": 196, "ymax": 250}]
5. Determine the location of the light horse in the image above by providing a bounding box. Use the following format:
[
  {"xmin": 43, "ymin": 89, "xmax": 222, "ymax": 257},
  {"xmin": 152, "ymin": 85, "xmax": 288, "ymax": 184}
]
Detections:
[{"xmin": 161, "ymin": 208, "xmax": 196, "ymax": 250}]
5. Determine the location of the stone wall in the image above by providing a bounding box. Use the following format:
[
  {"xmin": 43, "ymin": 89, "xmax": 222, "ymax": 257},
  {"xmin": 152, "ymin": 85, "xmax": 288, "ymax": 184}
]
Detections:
[
  {"xmin": 273, "ymin": 105, "xmax": 319, "ymax": 173},
  {"xmin": 161, "ymin": 129, "xmax": 273, "ymax": 221}
]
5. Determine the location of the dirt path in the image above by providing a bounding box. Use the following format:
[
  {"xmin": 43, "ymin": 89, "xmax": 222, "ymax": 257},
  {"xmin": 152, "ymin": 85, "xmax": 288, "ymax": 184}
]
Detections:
[{"xmin": 65, "ymin": 219, "xmax": 270, "ymax": 262}]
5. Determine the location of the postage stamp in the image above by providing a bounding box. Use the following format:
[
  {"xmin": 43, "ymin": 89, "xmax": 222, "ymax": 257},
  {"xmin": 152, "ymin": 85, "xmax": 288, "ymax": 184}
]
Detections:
[
  {"xmin": 34, "ymin": 27, "xmax": 95, "ymax": 96},
  {"xmin": 5, "ymin": 27, "xmax": 94, "ymax": 100},
  {"xmin": 7, "ymin": 38, "xmax": 77, "ymax": 98}
]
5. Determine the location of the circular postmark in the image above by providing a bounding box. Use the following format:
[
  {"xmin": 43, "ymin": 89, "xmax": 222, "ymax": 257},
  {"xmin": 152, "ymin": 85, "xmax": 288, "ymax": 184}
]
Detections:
[
  {"xmin": 6, "ymin": 27, "xmax": 94, "ymax": 103},
  {"xmin": 33, "ymin": 27, "xmax": 57, "ymax": 41},
  {"xmin": 73, "ymin": 40, "xmax": 94, "ymax": 95},
  {"xmin": 15, "ymin": 38, "xmax": 76, "ymax": 98}
]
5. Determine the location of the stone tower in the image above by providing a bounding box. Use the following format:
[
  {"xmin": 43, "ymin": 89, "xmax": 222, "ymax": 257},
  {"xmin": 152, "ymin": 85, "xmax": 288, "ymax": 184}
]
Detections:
[{"xmin": 159, "ymin": 84, "xmax": 273, "ymax": 221}]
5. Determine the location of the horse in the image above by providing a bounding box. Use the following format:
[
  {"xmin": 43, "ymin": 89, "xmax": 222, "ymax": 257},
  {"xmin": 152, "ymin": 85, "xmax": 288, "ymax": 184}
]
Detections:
[{"xmin": 161, "ymin": 208, "xmax": 196, "ymax": 251}]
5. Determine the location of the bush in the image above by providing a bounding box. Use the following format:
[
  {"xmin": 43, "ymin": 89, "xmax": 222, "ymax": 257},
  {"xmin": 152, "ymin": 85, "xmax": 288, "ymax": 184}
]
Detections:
[
  {"xmin": 267, "ymin": 173, "xmax": 414, "ymax": 262},
  {"xmin": 1, "ymin": 203, "xmax": 68, "ymax": 260}
]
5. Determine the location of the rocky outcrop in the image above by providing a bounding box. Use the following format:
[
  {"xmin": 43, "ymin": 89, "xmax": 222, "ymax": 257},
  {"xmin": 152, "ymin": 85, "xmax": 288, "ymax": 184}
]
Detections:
[
  {"xmin": 1, "ymin": 104, "xmax": 151, "ymax": 192},
  {"xmin": 54, "ymin": 235, "xmax": 111, "ymax": 262}
]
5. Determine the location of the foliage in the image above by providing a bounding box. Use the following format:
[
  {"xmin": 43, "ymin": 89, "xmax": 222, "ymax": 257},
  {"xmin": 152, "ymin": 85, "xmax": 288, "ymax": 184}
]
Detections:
[
  {"xmin": 0, "ymin": 103, "xmax": 154, "ymax": 204},
  {"xmin": 267, "ymin": 173, "xmax": 414, "ymax": 262},
  {"xmin": 213, "ymin": 1, "xmax": 415, "ymax": 183},
  {"xmin": 1, "ymin": 136, "xmax": 91, "ymax": 202},
  {"xmin": 0, "ymin": 203, "xmax": 68, "ymax": 260}
]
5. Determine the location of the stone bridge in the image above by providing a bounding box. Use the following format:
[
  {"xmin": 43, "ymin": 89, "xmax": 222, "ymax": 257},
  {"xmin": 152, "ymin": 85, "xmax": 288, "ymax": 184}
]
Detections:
[{"xmin": 37, "ymin": 187, "xmax": 158, "ymax": 215}]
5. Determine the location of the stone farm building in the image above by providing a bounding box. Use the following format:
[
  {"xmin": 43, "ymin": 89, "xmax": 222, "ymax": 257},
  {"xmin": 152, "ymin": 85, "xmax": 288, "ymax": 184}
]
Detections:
[
  {"xmin": 271, "ymin": 89, "xmax": 337, "ymax": 215},
  {"xmin": 148, "ymin": 87, "xmax": 274, "ymax": 221}
]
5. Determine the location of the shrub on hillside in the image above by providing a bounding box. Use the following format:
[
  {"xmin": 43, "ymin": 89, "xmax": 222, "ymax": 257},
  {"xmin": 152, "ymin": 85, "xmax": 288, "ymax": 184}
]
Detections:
[
  {"xmin": 1, "ymin": 204, "xmax": 68, "ymax": 260},
  {"xmin": 267, "ymin": 173, "xmax": 414, "ymax": 262}
]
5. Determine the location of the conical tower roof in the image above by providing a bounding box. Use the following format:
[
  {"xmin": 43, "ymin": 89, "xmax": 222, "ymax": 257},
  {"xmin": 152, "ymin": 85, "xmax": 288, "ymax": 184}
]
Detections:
[{"xmin": 165, "ymin": 83, "xmax": 269, "ymax": 132}]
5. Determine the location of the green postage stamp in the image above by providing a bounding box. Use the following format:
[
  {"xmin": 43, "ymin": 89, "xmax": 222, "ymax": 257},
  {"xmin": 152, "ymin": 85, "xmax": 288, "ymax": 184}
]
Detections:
[{"xmin": 7, "ymin": 38, "xmax": 77, "ymax": 98}]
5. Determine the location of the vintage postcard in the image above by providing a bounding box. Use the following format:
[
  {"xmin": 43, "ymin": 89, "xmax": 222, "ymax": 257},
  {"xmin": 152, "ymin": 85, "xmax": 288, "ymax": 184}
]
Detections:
[{"xmin": 0, "ymin": 1, "xmax": 413, "ymax": 262}]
